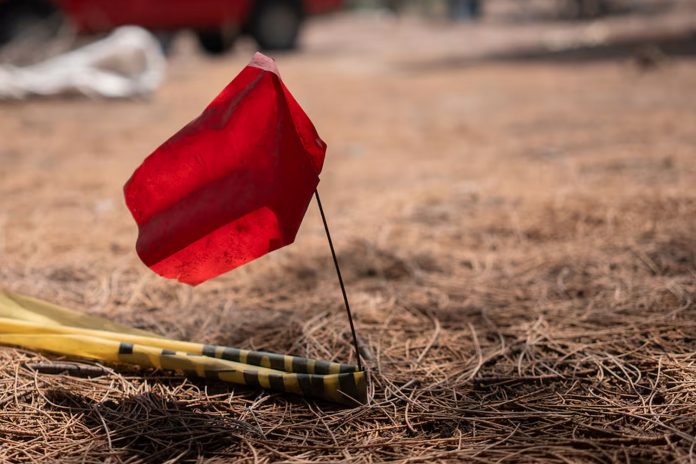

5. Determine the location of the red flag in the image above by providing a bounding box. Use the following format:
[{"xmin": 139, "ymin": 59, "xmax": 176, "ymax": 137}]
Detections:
[{"xmin": 124, "ymin": 53, "xmax": 326, "ymax": 285}]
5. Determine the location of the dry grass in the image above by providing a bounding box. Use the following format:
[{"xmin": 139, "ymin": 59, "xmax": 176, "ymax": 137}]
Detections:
[
  {"xmin": 2, "ymin": 8, "xmax": 696, "ymax": 462},
  {"xmin": 3, "ymin": 193, "xmax": 696, "ymax": 463}
]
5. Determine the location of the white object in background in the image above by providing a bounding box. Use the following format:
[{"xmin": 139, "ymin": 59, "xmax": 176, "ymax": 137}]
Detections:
[{"xmin": 0, "ymin": 26, "xmax": 166, "ymax": 99}]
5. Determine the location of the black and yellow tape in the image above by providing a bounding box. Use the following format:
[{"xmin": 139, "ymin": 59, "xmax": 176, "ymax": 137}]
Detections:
[{"xmin": 0, "ymin": 289, "xmax": 367, "ymax": 406}]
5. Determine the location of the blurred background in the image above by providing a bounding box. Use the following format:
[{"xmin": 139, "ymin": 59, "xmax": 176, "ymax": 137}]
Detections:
[
  {"xmin": 0, "ymin": 0, "xmax": 694, "ymax": 287},
  {"xmin": 1, "ymin": 0, "xmax": 695, "ymax": 65},
  {"xmin": 0, "ymin": 0, "xmax": 695, "ymax": 304}
]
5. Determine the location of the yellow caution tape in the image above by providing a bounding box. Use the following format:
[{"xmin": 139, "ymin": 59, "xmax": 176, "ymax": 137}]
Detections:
[{"xmin": 0, "ymin": 289, "xmax": 366, "ymax": 406}]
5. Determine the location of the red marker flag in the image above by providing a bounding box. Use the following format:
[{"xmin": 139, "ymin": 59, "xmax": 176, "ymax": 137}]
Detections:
[{"xmin": 124, "ymin": 53, "xmax": 326, "ymax": 285}]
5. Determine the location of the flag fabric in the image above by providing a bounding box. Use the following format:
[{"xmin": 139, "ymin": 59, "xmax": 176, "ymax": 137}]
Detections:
[
  {"xmin": 0, "ymin": 289, "xmax": 367, "ymax": 406},
  {"xmin": 124, "ymin": 52, "xmax": 326, "ymax": 285}
]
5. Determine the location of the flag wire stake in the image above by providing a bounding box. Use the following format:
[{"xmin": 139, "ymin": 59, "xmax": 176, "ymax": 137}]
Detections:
[{"xmin": 314, "ymin": 190, "xmax": 363, "ymax": 371}]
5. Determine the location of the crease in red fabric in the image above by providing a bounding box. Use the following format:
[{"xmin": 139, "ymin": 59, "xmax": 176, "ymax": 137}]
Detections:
[{"xmin": 124, "ymin": 52, "xmax": 326, "ymax": 285}]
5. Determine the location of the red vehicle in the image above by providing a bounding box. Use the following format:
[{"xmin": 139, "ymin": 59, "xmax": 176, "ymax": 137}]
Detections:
[{"xmin": 0, "ymin": 0, "xmax": 342, "ymax": 53}]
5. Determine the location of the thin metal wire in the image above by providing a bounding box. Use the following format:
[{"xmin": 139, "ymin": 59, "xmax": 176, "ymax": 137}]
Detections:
[{"xmin": 314, "ymin": 190, "xmax": 363, "ymax": 371}]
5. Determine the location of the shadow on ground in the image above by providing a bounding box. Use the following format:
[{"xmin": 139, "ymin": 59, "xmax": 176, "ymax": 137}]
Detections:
[
  {"xmin": 44, "ymin": 389, "xmax": 255, "ymax": 461},
  {"xmin": 495, "ymin": 0, "xmax": 674, "ymax": 23},
  {"xmin": 402, "ymin": 31, "xmax": 696, "ymax": 72}
]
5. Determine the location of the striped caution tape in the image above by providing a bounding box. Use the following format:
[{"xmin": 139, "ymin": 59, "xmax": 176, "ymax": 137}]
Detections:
[{"xmin": 0, "ymin": 289, "xmax": 366, "ymax": 406}]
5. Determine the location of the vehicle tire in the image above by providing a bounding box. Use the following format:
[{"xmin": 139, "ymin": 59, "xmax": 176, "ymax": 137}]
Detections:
[
  {"xmin": 196, "ymin": 28, "xmax": 237, "ymax": 55},
  {"xmin": 249, "ymin": 0, "xmax": 302, "ymax": 51},
  {"xmin": 0, "ymin": 0, "xmax": 61, "ymax": 48}
]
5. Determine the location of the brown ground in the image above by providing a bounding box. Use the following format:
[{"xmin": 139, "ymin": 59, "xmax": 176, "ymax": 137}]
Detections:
[{"xmin": 1, "ymin": 2, "xmax": 696, "ymax": 462}]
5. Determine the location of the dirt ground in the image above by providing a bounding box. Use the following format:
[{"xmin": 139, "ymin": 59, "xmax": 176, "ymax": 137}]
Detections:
[{"xmin": 1, "ymin": 2, "xmax": 696, "ymax": 462}]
